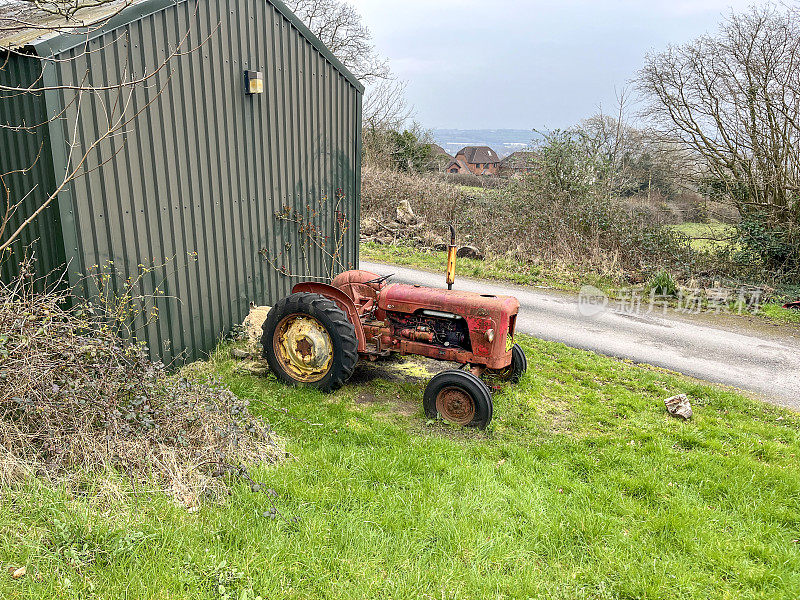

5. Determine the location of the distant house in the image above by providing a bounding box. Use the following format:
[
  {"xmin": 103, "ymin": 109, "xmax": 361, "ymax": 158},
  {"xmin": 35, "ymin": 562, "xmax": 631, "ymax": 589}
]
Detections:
[
  {"xmin": 500, "ymin": 151, "xmax": 537, "ymax": 176},
  {"xmin": 429, "ymin": 144, "xmax": 452, "ymax": 171},
  {"xmin": 431, "ymin": 143, "xmax": 450, "ymax": 158},
  {"xmin": 446, "ymin": 146, "xmax": 501, "ymax": 176}
]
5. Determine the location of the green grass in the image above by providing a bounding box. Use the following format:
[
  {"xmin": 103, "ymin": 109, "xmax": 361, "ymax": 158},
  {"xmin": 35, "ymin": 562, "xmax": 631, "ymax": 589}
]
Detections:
[
  {"xmin": 1, "ymin": 338, "xmax": 799, "ymax": 599},
  {"xmin": 361, "ymin": 241, "xmax": 620, "ymax": 292},
  {"xmin": 457, "ymin": 185, "xmax": 487, "ymax": 193},
  {"xmin": 669, "ymin": 221, "xmax": 737, "ymax": 253},
  {"xmin": 761, "ymin": 303, "xmax": 800, "ymax": 324}
]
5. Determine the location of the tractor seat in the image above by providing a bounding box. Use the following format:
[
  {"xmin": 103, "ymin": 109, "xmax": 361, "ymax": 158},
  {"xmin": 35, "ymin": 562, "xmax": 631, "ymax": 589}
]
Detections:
[{"xmin": 331, "ymin": 270, "xmax": 386, "ymax": 316}]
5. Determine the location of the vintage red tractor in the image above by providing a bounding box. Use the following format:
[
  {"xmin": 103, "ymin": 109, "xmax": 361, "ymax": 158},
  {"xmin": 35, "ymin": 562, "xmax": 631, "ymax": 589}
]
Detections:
[{"xmin": 261, "ymin": 228, "xmax": 525, "ymax": 429}]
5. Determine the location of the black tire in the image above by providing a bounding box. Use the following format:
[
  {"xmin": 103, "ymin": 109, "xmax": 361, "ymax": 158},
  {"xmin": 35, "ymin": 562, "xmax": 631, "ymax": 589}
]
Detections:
[
  {"xmin": 261, "ymin": 293, "xmax": 358, "ymax": 392},
  {"xmin": 484, "ymin": 343, "xmax": 527, "ymax": 384},
  {"xmin": 424, "ymin": 370, "xmax": 493, "ymax": 430}
]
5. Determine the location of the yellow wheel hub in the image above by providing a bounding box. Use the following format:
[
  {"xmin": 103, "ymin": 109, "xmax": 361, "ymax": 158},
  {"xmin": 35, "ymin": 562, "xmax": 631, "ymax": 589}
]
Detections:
[{"xmin": 274, "ymin": 315, "xmax": 334, "ymax": 383}]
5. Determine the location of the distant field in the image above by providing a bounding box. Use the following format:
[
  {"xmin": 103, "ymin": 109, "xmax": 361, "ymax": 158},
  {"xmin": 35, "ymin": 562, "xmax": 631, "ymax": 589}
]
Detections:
[{"xmin": 669, "ymin": 221, "xmax": 738, "ymax": 252}]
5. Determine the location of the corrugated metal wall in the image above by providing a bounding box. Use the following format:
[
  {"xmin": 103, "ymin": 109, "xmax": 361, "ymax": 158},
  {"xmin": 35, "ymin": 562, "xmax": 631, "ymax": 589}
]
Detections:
[
  {"xmin": 0, "ymin": 53, "xmax": 65, "ymax": 285},
  {"xmin": 35, "ymin": 0, "xmax": 361, "ymax": 362}
]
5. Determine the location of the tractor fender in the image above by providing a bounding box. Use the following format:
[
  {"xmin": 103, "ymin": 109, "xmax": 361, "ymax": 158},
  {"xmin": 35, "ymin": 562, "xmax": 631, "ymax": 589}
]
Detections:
[{"xmin": 292, "ymin": 282, "xmax": 367, "ymax": 352}]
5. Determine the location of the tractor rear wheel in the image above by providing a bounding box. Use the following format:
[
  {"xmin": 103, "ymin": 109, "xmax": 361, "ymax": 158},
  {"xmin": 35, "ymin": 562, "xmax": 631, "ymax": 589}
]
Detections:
[
  {"xmin": 483, "ymin": 343, "xmax": 527, "ymax": 384},
  {"xmin": 261, "ymin": 293, "xmax": 358, "ymax": 392},
  {"xmin": 424, "ymin": 370, "xmax": 493, "ymax": 430}
]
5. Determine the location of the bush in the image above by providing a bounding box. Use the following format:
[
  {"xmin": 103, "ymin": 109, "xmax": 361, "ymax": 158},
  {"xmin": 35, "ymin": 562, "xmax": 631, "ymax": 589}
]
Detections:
[
  {"xmin": 738, "ymin": 213, "xmax": 800, "ymax": 275},
  {"xmin": 646, "ymin": 269, "xmax": 679, "ymax": 296},
  {"xmin": 0, "ymin": 260, "xmax": 282, "ymax": 505},
  {"xmin": 431, "ymin": 172, "xmax": 509, "ymax": 189},
  {"xmin": 361, "ymin": 167, "xmax": 699, "ymax": 280}
]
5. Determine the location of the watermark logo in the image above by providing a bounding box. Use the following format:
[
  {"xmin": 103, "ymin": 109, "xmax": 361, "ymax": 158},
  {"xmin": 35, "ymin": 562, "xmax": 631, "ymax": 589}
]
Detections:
[
  {"xmin": 578, "ymin": 285, "xmax": 609, "ymax": 318},
  {"xmin": 577, "ymin": 284, "xmax": 764, "ymax": 318}
]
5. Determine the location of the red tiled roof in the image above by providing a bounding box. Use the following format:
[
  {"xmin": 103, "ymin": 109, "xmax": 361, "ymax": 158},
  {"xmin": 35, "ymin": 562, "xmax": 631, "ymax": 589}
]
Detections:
[{"xmin": 455, "ymin": 146, "xmax": 500, "ymax": 165}]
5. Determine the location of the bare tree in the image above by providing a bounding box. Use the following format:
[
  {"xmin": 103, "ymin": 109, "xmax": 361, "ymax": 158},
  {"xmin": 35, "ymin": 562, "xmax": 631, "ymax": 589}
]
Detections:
[
  {"xmin": 363, "ymin": 77, "xmax": 410, "ymax": 132},
  {"xmin": 284, "ymin": 0, "xmax": 411, "ymax": 148},
  {"xmin": 637, "ymin": 3, "xmax": 800, "ymax": 268},
  {"xmin": 284, "ymin": 0, "xmax": 388, "ymax": 83},
  {"xmin": 0, "ymin": 0, "xmax": 209, "ymax": 254},
  {"xmin": 580, "ymin": 103, "xmax": 692, "ymax": 202}
]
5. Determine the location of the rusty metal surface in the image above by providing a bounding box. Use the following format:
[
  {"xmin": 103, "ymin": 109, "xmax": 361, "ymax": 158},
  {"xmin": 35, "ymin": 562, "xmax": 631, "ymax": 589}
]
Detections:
[
  {"xmin": 292, "ymin": 282, "xmax": 367, "ymax": 352},
  {"xmin": 330, "ymin": 270, "xmax": 385, "ymax": 316},
  {"xmin": 311, "ymin": 271, "xmax": 523, "ymax": 369},
  {"xmin": 273, "ymin": 314, "xmax": 333, "ymax": 383},
  {"xmin": 435, "ymin": 387, "xmax": 475, "ymax": 426},
  {"xmin": 294, "ymin": 270, "xmax": 522, "ymax": 370},
  {"xmin": 378, "ymin": 283, "xmax": 519, "ymax": 361},
  {"xmin": 360, "ymin": 317, "xmax": 512, "ymax": 370}
]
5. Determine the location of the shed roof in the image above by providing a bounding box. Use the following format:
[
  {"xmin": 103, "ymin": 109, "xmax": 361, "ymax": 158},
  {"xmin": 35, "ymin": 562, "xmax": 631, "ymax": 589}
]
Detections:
[
  {"xmin": 0, "ymin": 0, "xmax": 146, "ymax": 49},
  {"xmin": 455, "ymin": 146, "xmax": 500, "ymax": 165},
  {"xmin": 0, "ymin": 0, "xmax": 364, "ymax": 93}
]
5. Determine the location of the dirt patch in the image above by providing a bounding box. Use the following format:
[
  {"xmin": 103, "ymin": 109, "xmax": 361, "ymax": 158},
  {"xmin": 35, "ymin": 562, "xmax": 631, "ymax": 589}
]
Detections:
[
  {"xmin": 394, "ymin": 401, "xmax": 420, "ymax": 417},
  {"xmin": 354, "ymin": 389, "xmax": 420, "ymax": 418},
  {"xmin": 349, "ymin": 354, "xmax": 453, "ymax": 385},
  {"xmin": 356, "ymin": 392, "xmax": 379, "ymax": 405},
  {"xmin": 538, "ymin": 398, "xmax": 575, "ymax": 435}
]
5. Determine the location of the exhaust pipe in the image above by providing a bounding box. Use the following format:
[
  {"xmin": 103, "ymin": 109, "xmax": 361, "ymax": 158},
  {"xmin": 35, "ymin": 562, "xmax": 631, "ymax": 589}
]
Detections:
[{"xmin": 446, "ymin": 223, "xmax": 457, "ymax": 290}]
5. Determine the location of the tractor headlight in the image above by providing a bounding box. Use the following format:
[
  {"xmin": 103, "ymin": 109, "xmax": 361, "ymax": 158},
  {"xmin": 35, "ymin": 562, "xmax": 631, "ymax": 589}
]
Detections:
[{"xmin": 486, "ymin": 329, "xmax": 495, "ymax": 343}]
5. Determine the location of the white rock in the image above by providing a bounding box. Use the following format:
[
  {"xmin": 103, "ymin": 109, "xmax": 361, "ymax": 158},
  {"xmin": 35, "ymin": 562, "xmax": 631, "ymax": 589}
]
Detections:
[{"xmin": 664, "ymin": 394, "xmax": 693, "ymax": 420}]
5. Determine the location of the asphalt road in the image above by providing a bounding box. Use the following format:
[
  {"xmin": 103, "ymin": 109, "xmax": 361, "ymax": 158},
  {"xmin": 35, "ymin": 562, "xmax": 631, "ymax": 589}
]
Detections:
[{"xmin": 361, "ymin": 261, "xmax": 800, "ymax": 411}]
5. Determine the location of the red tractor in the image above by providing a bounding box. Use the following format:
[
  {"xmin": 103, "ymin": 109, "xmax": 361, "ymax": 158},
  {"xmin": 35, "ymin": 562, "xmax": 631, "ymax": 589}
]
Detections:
[{"xmin": 261, "ymin": 228, "xmax": 525, "ymax": 429}]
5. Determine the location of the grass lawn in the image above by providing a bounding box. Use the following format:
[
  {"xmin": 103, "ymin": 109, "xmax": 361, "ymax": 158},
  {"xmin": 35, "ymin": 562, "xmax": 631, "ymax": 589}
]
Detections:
[
  {"xmin": 761, "ymin": 303, "xmax": 800, "ymax": 325},
  {"xmin": 669, "ymin": 222, "xmax": 738, "ymax": 253},
  {"xmin": 1, "ymin": 337, "xmax": 798, "ymax": 599}
]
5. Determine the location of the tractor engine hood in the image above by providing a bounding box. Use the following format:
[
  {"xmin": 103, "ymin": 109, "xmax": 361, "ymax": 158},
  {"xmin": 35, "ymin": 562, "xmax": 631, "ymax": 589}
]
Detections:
[
  {"xmin": 378, "ymin": 284, "xmax": 520, "ymax": 360},
  {"xmin": 378, "ymin": 284, "xmax": 519, "ymax": 318}
]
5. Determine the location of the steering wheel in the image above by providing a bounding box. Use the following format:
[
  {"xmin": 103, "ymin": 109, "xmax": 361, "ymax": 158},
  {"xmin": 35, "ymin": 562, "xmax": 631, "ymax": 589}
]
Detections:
[{"xmin": 364, "ymin": 273, "xmax": 393, "ymax": 286}]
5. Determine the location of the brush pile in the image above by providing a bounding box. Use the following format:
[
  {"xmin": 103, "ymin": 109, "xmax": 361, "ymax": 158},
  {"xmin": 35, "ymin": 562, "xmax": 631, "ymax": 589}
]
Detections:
[{"xmin": 0, "ymin": 261, "xmax": 282, "ymax": 506}]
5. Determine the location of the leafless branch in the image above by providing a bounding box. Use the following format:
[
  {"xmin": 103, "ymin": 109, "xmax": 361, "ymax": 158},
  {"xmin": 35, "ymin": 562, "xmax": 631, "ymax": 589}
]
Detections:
[{"xmin": 0, "ymin": 0, "xmax": 215, "ymax": 253}]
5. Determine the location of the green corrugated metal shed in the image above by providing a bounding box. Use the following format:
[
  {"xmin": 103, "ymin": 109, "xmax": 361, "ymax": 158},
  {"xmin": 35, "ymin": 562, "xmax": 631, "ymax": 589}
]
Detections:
[{"xmin": 0, "ymin": 0, "xmax": 363, "ymax": 362}]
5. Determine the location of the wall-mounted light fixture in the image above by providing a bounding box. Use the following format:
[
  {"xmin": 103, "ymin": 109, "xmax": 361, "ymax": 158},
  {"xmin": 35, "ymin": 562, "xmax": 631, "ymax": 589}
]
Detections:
[{"xmin": 244, "ymin": 70, "xmax": 263, "ymax": 95}]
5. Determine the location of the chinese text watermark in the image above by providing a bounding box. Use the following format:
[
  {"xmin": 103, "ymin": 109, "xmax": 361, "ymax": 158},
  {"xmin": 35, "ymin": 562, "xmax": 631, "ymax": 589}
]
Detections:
[{"xmin": 579, "ymin": 285, "xmax": 764, "ymax": 318}]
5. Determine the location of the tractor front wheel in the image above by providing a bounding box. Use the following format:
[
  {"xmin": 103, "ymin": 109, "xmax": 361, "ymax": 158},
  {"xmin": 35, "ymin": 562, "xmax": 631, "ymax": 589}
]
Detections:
[
  {"xmin": 261, "ymin": 293, "xmax": 358, "ymax": 392},
  {"xmin": 424, "ymin": 370, "xmax": 493, "ymax": 430},
  {"xmin": 483, "ymin": 343, "xmax": 527, "ymax": 384}
]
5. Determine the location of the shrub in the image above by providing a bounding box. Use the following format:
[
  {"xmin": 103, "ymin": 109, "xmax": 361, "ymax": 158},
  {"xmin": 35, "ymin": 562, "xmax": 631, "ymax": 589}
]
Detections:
[
  {"xmin": 361, "ymin": 167, "xmax": 700, "ymax": 280},
  {"xmin": 738, "ymin": 213, "xmax": 800, "ymax": 275},
  {"xmin": 431, "ymin": 172, "xmax": 509, "ymax": 189},
  {"xmin": 0, "ymin": 260, "xmax": 282, "ymax": 505},
  {"xmin": 646, "ymin": 269, "xmax": 679, "ymax": 297}
]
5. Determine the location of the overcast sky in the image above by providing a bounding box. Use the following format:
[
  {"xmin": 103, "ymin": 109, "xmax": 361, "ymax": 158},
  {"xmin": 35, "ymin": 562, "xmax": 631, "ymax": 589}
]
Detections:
[{"xmin": 348, "ymin": 0, "xmax": 758, "ymax": 130}]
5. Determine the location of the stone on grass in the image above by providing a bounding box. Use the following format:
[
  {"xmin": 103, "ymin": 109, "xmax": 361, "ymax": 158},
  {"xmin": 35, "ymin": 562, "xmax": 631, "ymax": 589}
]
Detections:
[
  {"xmin": 664, "ymin": 394, "xmax": 693, "ymax": 420},
  {"xmin": 457, "ymin": 246, "xmax": 485, "ymax": 260},
  {"xmin": 243, "ymin": 306, "xmax": 271, "ymax": 346}
]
